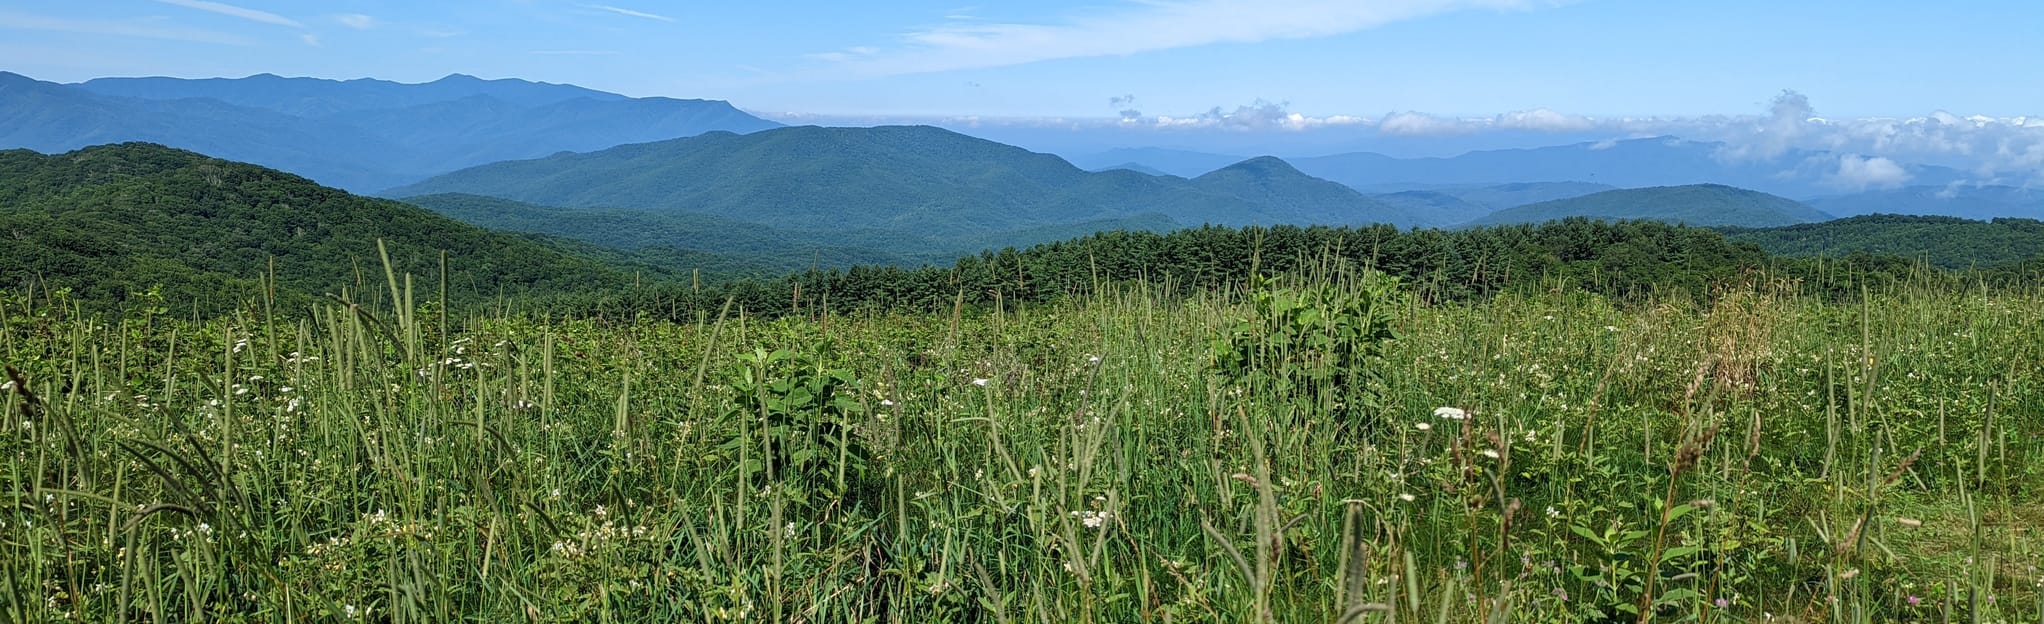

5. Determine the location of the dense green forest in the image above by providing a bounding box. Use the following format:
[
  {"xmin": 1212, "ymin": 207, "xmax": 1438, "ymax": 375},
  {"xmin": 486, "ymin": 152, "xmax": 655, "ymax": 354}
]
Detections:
[
  {"xmin": 0, "ymin": 143, "xmax": 635, "ymax": 312},
  {"xmin": 1723, "ymin": 213, "xmax": 2044, "ymax": 268}
]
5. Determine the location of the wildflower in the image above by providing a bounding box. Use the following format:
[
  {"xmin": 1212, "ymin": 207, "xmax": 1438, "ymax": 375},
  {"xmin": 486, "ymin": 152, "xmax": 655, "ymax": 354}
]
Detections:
[
  {"xmin": 1604, "ymin": 325, "xmax": 1618, "ymax": 332},
  {"xmin": 1415, "ymin": 422, "xmax": 1432, "ymax": 431},
  {"xmin": 1433, "ymin": 406, "xmax": 1467, "ymax": 420},
  {"xmin": 1715, "ymin": 598, "xmax": 1730, "ymax": 609},
  {"xmin": 1546, "ymin": 506, "xmax": 1560, "ymax": 518},
  {"xmin": 880, "ymin": 399, "xmax": 895, "ymax": 407},
  {"xmin": 784, "ymin": 522, "xmax": 797, "ymax": 539},
  {"xmin": 343, "ymin": 604, "xmax": 357, "ymax": 618},
  {"xmin": 971, "ymin": 378, "xmax": 990, "ymax": 387},
  {"xmin": 1480, "ymin": 449, "xmax": 1500, "ymax": 459},
  {"xmin": 1907, "ymin": 595, "xmax": 1921, "ymax": 606},
  {"xmin": 1070, "ymin": 510, "xmax": 1111, "ymax": 529},
  {"xmin": 1399, "ymin": 493, "xmax": 1416, "ymax": 502},
  {"xmin": 1088, "ymin": 355, "xmax": 1101, "ymax": 364}
]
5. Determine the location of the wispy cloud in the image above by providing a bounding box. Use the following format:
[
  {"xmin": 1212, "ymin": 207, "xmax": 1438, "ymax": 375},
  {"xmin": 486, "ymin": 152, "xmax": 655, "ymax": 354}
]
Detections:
[
  {"xmin": 808, "ymin": 0, "xmax": 1567, "ymax": 77},
  {"xmin": 587, "ymin": 4, "xmax": 674, "ymax": 23},
  {"xmin": 334, "ymin": 13, "xmax": 376, "ymax": 30},
  {"xmin": 300, "ymin": 33, "xmax": 320, "ymax": 47},
  {"xmin": 0, "ymin": 10, "xmax": 253, "ymax": 45},
  {"xmin": 532, "ymin": 49, "xmax": 621, "ymax": 56},
  {"xmin": 153, "ymin": 0, "xmax": 302, "ymax": 28}
]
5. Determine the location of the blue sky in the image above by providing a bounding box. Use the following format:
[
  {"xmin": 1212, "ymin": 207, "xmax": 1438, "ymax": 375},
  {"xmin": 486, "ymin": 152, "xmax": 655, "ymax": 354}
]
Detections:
[{"xmin": 5, "ymin": 0, "xmax": 2042, "ymax": 120}]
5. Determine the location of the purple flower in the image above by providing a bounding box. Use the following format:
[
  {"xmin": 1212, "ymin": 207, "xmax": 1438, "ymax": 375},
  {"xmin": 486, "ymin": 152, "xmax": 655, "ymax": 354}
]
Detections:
[
  {"xmin": 1714, "ymin": 598, "xmax": 1729, "ymax": 609},
  {"xmin": 1907, "ymin": 595, "xmax": 1922, "ymax": 606}
]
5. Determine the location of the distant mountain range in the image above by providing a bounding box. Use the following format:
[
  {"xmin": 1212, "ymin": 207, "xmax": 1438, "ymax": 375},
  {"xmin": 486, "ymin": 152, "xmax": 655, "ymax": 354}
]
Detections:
[
  {"xmin": 1468, "ymin": 184, "xmax": 1832, "ymax": 228},
  {"xmin": 1807, "ymin": 185, "xmax": 2044, "ymax": 221},
  {"xmin": 1281, "ymin": 138, "xmax": 1968, "ymax": 200},
  {"xmin": 387, "ymin": 125, "xmax": 1431, "ymax": 259},
  {"xmin": 0, "ymin": 72, "xmax": 778, "ymax": 191}
]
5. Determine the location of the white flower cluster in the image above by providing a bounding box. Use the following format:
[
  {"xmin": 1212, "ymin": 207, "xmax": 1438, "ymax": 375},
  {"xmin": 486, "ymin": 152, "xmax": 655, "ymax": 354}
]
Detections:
[{"xmin": 1070, "ymin": 510, "xmax": 1111, "ymax": 529}]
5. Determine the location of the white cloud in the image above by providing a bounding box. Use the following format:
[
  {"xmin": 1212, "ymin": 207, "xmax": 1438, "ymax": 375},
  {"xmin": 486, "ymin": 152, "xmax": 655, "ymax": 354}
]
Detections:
[
  {"xmin": 1714, "ymin": 90, "xmax": 1812, "ymax": 162},
  {"xmin": 1377, "ymin": 111, "xmax": 1475, "ymax": 135},
  {"xmin": 153, "ymin": 0, "xmax": 301, "ymax": 28},
  {"xmin": 1494, "ymin": 108, "xmax": 1595, "ymax": 132},
  {"xmin": 0, "ymin": 10, "xmax": 253, "ymax": 45},
  {"xmin": 587, "ymin": 4, "xmax": 674, "ymax": 23},
  {"xmin": 813, "ymin": 0, "xmax": 1570, "ymax": 77},
  {"xmin": 299, "ymin": 33, "xmax": 319, "ymax": 47},
  {"xmin": 335, "ymin": 14, "xmax": 376, "ymax": 30},
  {"xmin": 1148, "ymin": 100, "xmax": 1370, "ymax": 131},
  {"xmin": 1830, "ymin": 154, "xmax": 1911, "ymax": 190},
  {"xmin": 1371, "ymin": 108, "xmax": 1596, "ymax": 135}
]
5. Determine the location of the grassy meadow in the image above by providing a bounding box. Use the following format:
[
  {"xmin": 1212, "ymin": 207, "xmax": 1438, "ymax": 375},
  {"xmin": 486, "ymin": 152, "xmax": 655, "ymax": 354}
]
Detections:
[{"xmin": 2, "ymin": 266, "xmax": 2041, "ymax": 622}]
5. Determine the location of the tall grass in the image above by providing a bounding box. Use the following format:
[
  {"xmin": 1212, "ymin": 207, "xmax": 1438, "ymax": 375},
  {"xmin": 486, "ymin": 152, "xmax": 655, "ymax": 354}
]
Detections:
[{"xmin": 1, "ymin": 262, "xmax": 2039, "ymax": 622}]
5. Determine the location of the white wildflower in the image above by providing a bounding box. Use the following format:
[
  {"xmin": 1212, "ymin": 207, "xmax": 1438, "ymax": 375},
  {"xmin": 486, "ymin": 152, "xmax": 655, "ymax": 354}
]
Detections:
[
  {"xmin": 1415, "ymin": 422, "xmax": 1432, "ymax": 431},
  {"xmin": 1070, "ymin": 510, "xmax": 1111, "ymax": 529},
  {"xmin": 1480, "ymin": 449, "xmax": 1501, "ymax": 459},
  {"xmin": 1433, "ymin": 406, "xmax": 1467, "ymax": 420},
  {"xmin": 971, "ymin": 378, "xmax": 990, "ymax": 387},
  {"xmin": 1399, "ymin": 493, "xmax": 1416, "ymax": 502}
]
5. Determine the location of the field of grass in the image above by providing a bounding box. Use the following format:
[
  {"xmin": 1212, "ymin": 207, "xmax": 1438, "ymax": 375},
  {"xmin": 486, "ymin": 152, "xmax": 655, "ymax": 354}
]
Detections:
[{"xmin": 2, "ymin": 267, "xmax": 2041, "ymax": 622}]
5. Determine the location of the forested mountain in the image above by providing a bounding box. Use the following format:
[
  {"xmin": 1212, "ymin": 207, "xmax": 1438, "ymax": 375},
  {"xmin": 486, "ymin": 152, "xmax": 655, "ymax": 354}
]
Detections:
[
  {"xmin": 0, "ymin": 72, "xmax": 778, "ymax": 191},
  {"xmin": 1723, "ymin": 214, "xmax": 2044, "ymax": 268},
  {"xmin": 1186, "ymin": 156, "xmax": 1424, "ymax": 225},
  {"xmin": 1290, "ymin": 138, "xmax": 1967, "ymax": 199},
  {"xmin": 1807, "ymin": 185, "xmax": 2044, "ymax": 220},
  {"xmin": 388, "ymin": 125, "xmax": 1424, "ymax": 248},
  {"xmin": 1467, "ymin": 184, "xmax": 1832, "ymax": 227},
  {"xmin": 0, "ymin": 143, "xmax": 636, "ymax": 312}
]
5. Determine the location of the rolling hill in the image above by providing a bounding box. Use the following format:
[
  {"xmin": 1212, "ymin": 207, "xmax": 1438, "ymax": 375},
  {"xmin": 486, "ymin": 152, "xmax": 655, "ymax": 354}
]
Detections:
[
  {"xmin": 0, "ymin": 143, "xmax": 640, "ymax": 311},
  {"xmin": 1466, "ymin": 184, "xmax": 1832, "ymax": 228},
  {"xmin": 387, "ymin": 126, "xmax": 1420, "ymax": 254},
  {"xmin": 1, "ymin": 72, "xmax": 778, "ymax": 191}
]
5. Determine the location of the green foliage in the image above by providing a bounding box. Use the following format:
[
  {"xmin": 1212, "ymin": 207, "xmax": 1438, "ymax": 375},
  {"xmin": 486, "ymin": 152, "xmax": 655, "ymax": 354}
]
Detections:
[
  {"xmin": 722, "ymin": 346, "xmax": 878, "ymax": 512},
  {"xmin": 1211, "ymin": 273, "xmax": 1400, "ymax": 422},
  {"xmin": 2, "ymin": 272, "xmax": 2041, "ymax": 622}
]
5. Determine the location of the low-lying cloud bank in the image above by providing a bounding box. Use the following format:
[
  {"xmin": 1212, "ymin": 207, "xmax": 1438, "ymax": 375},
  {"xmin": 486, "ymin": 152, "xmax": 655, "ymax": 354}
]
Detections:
[{"xmin": 766, "ymin": 92, "xmax": 2044, "ymax": 188}]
